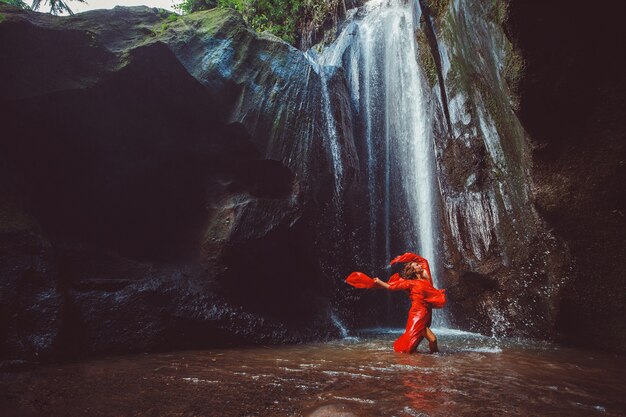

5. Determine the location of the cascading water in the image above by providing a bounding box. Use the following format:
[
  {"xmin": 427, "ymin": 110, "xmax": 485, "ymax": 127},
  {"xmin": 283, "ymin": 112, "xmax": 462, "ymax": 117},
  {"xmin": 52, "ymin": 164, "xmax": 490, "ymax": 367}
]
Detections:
[
  {"xmin": 315, "ymin": 0, "xmax": 446, "ymax": 326},
  {"xmin": 303, "ymin": 52, "xmax": 345, "ymax": 195}
]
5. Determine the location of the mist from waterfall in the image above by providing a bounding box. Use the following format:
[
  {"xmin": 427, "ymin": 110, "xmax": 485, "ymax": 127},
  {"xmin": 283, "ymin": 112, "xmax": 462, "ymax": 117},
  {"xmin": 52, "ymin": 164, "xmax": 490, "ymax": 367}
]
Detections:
[{"xmin": 315, "ymin": 0, "xmax": 445, "ymax": 326}]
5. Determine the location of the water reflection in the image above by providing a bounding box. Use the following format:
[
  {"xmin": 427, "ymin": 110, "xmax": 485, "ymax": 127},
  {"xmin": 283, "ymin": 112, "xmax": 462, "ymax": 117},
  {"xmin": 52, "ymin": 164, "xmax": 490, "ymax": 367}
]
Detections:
[{"xmin": 2, "ymin": 330, "xmax": 625, "ymax": 416}]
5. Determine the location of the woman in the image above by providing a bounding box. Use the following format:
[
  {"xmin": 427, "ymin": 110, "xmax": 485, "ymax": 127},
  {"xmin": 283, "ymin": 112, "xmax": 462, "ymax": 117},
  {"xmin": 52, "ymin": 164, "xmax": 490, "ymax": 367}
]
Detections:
[{"xmin": 373, "ymin": 261, "xmax": 445, "ymax": 354}]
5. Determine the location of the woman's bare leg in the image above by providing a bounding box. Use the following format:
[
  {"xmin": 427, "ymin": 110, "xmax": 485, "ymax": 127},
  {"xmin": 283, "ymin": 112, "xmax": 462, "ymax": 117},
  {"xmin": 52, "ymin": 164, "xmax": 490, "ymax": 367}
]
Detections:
[{"xmin": 425, "ymin": 327, "xmax": 438, "ymax": 353}]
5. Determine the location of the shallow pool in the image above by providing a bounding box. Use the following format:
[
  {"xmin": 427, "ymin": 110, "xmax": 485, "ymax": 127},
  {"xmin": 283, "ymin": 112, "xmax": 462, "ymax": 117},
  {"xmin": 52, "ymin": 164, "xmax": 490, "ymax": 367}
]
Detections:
[{"xmin": 2, "ymin": 328, "xmax": 625, "ymax": 416}]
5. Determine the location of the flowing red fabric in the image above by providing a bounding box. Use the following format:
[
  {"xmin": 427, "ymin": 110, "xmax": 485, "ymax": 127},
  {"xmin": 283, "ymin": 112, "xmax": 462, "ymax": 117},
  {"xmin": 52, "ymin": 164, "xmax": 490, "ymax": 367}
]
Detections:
[
  {"xmin": 388, "ymin": 278, "xmax": 446, "ymax": 353},
  {"xmin": 345, "ymin": 271, "xmax": 375, "ymax": 289},
  {"xmin": 388, "ymin": 273, "xmax": 402, "ymax": 285},
  {"xmin": 390, "ymin": 252, "xmax": 423, "ymax": 265},
  {"xmin": 390, "ymin": 252, "xmax": 433, "ymax": 285}
]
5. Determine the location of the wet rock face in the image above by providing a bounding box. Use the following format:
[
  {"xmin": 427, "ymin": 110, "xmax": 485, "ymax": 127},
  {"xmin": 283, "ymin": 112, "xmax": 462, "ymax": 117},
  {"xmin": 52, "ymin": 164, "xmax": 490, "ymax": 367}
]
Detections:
[
  {"xmin": 506, "ymin": 0, "xmax": 626, "ymax": 351},
  {"xmin": 430, "ymin": 0, "xmax": 624, "ymax": 350},
  {"xmin": 0, "ymin": 6, "xmax": 355, "ymax": 360},
  {"xmin": 413, "ymin": 0, "xmax": 571, "ymax": 339}
]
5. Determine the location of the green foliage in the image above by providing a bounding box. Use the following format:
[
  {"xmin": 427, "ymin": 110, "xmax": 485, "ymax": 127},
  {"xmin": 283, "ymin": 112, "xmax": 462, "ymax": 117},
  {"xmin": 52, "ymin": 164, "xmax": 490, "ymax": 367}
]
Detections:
[
  {"xmin": 152, "ymin": 9, "xmax": 179, "ymax": 34},
  {"xmin": 30, "ymin": 0, "xmax": 85, "ymax": 15},
  {"xmin": 0, "ymin": 0, "xmax": 30, "ymax": 9},
  {"xmin": 175, "ymin": 0, "xmax": 339, "ymax": 45},
  {"xmin": 215, "ymin": 0, "xmax": 304, "ymax": 45},
  {"xmin": 1, "ymin": 0, "xmax": 83, "ymax": 15},
  {"xmin": 174, "ymin": 0, "xmax": 217, "ymax": 14}
]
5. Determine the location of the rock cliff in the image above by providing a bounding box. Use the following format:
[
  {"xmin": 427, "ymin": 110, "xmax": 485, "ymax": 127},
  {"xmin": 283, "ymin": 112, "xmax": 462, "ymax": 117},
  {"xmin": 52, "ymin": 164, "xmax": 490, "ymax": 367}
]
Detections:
[{"xmin": 0, "ymin": 5, "xmax": 358, "ymax": 361}]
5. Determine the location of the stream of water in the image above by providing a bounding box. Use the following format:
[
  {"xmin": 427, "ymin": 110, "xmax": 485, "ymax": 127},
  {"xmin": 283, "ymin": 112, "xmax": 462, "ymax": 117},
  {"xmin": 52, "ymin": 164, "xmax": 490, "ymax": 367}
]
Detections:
[{"xmin": 3, "ymin": 329, "xmax": 625, "ymax": 416}]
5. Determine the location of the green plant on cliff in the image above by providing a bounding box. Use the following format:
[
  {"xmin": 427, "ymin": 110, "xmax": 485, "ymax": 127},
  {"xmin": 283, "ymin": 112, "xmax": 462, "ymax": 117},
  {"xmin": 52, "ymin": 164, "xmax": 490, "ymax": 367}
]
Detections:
[
  {"xmin": 175, "ymin": 0, "xmax": 339, "ymax": 45},
  {"xmin": 226, "ymin": 0, "xmax": 306, "ymax": 44},
  {"xmin": 152, "ymin": 10, "xmax": 179, "ymax": 35},
  {"xmin": 176, "ymin": 0, "xmax": 303, "ymax": 44},
  {"xmin": 174, "ymin": 0, "xmax": 217, "ymax": 14},
  {"xmin": 0, "ymin": 0, "xmax": 29, "ymax": 9}
]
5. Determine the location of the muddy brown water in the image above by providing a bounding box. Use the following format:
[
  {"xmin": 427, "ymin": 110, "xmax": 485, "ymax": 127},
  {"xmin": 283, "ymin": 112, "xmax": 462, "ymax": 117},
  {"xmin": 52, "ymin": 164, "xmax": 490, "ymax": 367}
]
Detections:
[{"xmin": 2, "ymin": 328, "xmax": 625, "ymax": 416}]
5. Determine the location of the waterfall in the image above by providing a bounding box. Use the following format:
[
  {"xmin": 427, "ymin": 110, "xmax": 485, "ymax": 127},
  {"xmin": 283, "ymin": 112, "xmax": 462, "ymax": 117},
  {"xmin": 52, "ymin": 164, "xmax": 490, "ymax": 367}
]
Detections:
[
  {"xmin": 303, "ymin": 51, "xmax": 344, "ymax": 194},
  {"xmin": 319, "ymin": 66, "xmax": 344, "ymax": 194},
  {"xmin": 315, "ymin": 0, "xmax": 445, "ymax": 325}
]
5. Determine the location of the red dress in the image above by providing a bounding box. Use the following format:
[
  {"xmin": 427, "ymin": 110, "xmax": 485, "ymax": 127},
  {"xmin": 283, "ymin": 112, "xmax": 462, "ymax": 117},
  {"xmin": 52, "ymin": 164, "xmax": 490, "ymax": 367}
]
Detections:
[{"xmin": 388, "ymin": 277, "xmax": 446, "ymax": 353}]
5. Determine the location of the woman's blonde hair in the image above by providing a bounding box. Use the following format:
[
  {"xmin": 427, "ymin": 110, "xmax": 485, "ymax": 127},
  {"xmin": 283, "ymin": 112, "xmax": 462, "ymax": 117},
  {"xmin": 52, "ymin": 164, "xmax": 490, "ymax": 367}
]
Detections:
[{"xmin": 401, "ymin": 263, "xmax": 419, "ymax": 280}]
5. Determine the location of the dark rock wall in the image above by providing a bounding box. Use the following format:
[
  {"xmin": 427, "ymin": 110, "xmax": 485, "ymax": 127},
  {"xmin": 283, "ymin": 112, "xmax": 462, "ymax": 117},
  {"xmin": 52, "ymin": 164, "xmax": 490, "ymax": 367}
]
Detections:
[
  {"xmin": 412, "ymin": 0, "xmax": 570, "ymax": 339},
  {"xmin": 506, "ymin": 0, "xmax": 626, "ymax": 351},
  {"xmin": 414, "ymin": 0, "xmax": 624, "ymax": 350}
]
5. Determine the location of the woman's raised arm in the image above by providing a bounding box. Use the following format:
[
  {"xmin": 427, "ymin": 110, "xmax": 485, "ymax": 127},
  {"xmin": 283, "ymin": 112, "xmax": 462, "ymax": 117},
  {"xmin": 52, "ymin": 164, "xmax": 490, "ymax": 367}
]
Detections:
[
  {"xmin": 372, "ymin": 277, "xmax": 390, "ymax": 289},
  {"xmin": 374, "ymin": 277, "xmax": 412, "ymax": 291}
]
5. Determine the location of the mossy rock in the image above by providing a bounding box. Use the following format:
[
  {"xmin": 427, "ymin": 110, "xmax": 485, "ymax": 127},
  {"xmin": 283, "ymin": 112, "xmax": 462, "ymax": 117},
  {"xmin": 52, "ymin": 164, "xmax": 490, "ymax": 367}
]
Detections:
[
  {"xmin": 488, "ymin": 0, "xmax": 508, "ymax": 25},
  {"xmin": 415, "ymin": 27, "xmax": 438, "ymax": 88},
  {"xmin": 425, "ymin": 0, "xmax": 451, "ymax": 24},
  {"xmin": 502, "ymin": 40, "xmax": 524, "ymax": 103}
]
